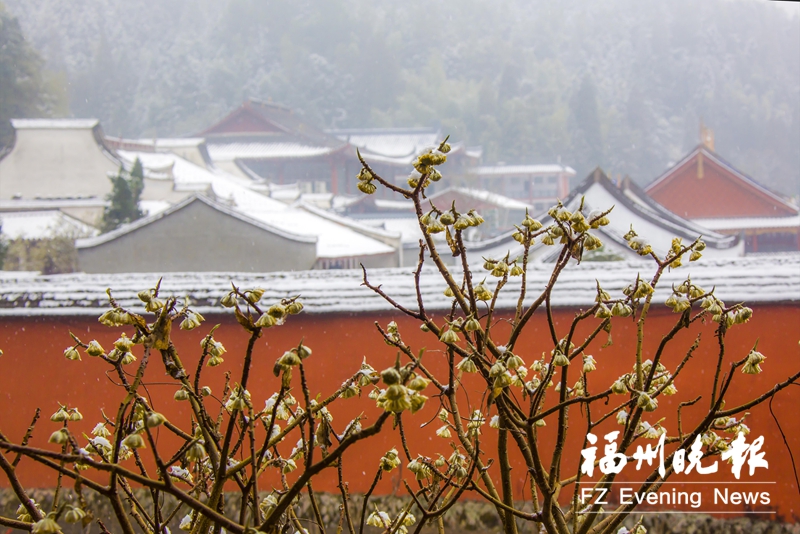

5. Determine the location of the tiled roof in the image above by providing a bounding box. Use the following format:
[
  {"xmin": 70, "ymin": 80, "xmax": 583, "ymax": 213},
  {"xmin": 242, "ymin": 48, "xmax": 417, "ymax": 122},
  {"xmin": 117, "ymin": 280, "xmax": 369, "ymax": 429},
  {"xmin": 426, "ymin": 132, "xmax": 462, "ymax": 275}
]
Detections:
[
  {"xmin": 0, "ymin": 210, "xmax": 98, "ymax": 239},
  {"xmin": 691, "ymin": 215, "xmax": 800, "ymax": 231},
  {"xmin": 0, "ymin": 255, "xmax": 796, "ymax": 316},
  {"xmin": 206, "ymin": 141, "xmax": 341, "ymax": 161},
  {"xmin": 470, "ymin": 165, "xmax": 576, "ymax": 177},
  {"xmin": 10, "ymin": 119, "xmax": 99, "ymax": 129}
]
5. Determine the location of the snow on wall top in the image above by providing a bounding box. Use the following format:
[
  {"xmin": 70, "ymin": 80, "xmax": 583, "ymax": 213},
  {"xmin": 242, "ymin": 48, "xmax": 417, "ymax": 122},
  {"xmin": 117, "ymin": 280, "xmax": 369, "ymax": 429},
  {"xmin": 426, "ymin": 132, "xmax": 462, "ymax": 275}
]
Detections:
[{"xmin": 0, "ymin": 255, "xmax": 796, "ymax": 317}]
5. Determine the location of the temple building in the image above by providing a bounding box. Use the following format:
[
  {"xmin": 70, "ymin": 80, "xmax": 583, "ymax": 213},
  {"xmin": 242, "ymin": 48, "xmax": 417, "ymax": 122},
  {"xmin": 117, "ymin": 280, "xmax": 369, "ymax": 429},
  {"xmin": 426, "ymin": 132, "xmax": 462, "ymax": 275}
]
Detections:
[
  {"xmin": 469, "ymin": 168, "xmax": 743, "ymax": 264},
  {"xmin": 645, "ymin": 134, "xmax": 799, "ymax": 253}
]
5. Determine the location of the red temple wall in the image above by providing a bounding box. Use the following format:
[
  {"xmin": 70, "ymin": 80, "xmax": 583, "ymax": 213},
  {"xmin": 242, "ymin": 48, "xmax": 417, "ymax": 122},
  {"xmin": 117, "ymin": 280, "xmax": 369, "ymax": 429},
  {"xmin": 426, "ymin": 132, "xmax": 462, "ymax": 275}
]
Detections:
[{"xmin": 0, "ymin": 304, "xmax": 798, "ymax": 519}]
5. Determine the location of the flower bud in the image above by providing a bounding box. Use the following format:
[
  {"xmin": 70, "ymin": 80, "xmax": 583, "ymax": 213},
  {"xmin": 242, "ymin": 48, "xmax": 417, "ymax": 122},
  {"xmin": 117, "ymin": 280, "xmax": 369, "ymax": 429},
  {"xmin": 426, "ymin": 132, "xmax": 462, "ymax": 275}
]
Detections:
[
  {"xmin": 49, "ymin": 429, "xmax": 69, "ymax": 445},
  {"xmin": 180, "ymin": 311, "xmax": 204, "ymax": 331},
  {"xmin": 64, "ymin": 506, "xmax": 86, "ymax": 524},
  {"xmin": 114, "ymin": 333, "xmax": 133, "ymax": 352},
  {"xmin": 32, "ymin": 516, "xmax": 61, "ymax": 534},
  {"xmin": 247, "ymin": 288, "xmax": 265, "ymax": 303},
  {"xmin": 500, "ymin": 352, "xmax": 522, "ymax": 369},
  {"xmin": 491, "ymin": 261, "xmax": 508, "ymax": 277},
  {"xmin": 86, "ymin": 340, "xmax": 105, "ymax": 357},
  {"xmin": 571, "ymin": 211, "xmax": 590, "ymax": 233},
  {"xmin": 439, "ymin": 211, "xmax": 455, "ymax": 226},
  {"xmin": 489, "ymin": 361, "xmax": 506, "ymax": 378},
  {"xmin": 174, "ymin": 389, "xmax": 190, "ymax": 402},
  {"xmin": 255, "ymin": 313, "xmax": 277, "ymax": 328},
  {"xmin": 287, "ymin": 301, "xmax": 304, "ymax": 314},
  {"xmin": 611, "ymin": 302, "xmax": 632, "ymax": 317},
  {"xmin": 146, "ymin": 412, "xmax": 167, "ymax": 428},
  {"xmin": 408, "ymin": 375, "xmax": 430, "ymax": 391},
  {"xmin": 409, "ymin": 393, "xmax": 428, "ymax": 413},
  {"xmin": 522, "ymin": 216, "xmax": 543, "ymax": 230},
  {"xmin": 51, "ymin": 407, "xmax": 69, "ymax": 422},
  {"xmin": 595, "ymin": 303, "xmax": 612, "ymax": 319},
  {"xmin": 122, "ymin": 434, "xmax": 145, "ymax": 449},
  {"xmin": 282, "ymin": 458, "xmax": 297, "ymax": 473},
  {"xmin": 616, "ymin": 410, "xmax": 629, "ymax": 425},
  {"xmin": 221, "ymin": 292, "xmax": 237, "ymax": 307},
  {"xmin": 268, "ymin": 304, "xmax": 287, "ymax": 319},
  {"xmin": 435, "ymin": 425, "xmax": 451, "ymax": 438},
  {"xmin": 636, "ymin": 393, "xmax": 658, "ymax": 412},
  {"xmin": 457, "ymin": 357, "xmax": 478, "ymax": 373},
  {"xmin": 474, "ymin": 282, "xmax": 493, "ymax": 301},
  {"xmin": 584, "ymin": 233, "xmax": 602, "ymax": 250},
  {"xmin": 453, "ymin": 215, "xmax": 471, "ymax": 230},
  {"xmin": 439, "ymin": 327, "xmax": 460, "ymax": 343},
  {"xmin": 278, "ymin": 350, "xmax": 301, "ymax": 367},
  {"xmin": 552, "ymin": 351, "xmax": 569, "ymax": 367},
  {"xmin": 426, "ymin": 218, "xmax": 446, "ymax": 234},
  {"xmin": 381, "ymin": 367, "xmax": 402, "ymax": 385},
  {"xmin": 64, "ymin": 346, "xmax": 81, "ymax": 361},
  {"xmin": 357, "ymin": 181, "xmax": 377, "ymax": 194},
  {"xmin": 493, "ymin": 371, "xmax": 513, "ymax": 389}
]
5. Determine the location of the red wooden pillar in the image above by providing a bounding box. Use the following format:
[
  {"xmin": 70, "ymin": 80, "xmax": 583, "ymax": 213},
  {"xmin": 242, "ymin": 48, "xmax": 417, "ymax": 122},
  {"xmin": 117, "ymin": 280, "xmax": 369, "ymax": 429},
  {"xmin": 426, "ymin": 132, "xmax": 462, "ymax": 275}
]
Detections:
[{"xmin": 330, "ymin": 157, "xmax": 338, "ymax": 195}]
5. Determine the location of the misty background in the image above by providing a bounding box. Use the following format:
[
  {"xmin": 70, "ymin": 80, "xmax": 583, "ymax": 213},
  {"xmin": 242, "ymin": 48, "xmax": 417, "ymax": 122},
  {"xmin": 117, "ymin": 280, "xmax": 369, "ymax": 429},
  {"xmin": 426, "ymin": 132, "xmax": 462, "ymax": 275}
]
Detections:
[{"xmin": 2, "ymin": 0, "xmax": 799, "ymax": 195}]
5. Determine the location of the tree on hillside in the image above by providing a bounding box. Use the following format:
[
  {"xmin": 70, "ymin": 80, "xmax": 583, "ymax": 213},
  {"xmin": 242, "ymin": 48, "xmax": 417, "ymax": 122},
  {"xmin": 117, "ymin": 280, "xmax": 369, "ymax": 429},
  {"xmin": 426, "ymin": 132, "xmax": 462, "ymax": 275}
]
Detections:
[
  {"xmin": 100, "ymin": 159, "xmax": 145, "ymax": 233},
  {"xmin": 0, "ymin": 143, "xmax": 797, "ymax": 534},
  {"xmin": 0, "ymin": 2, "xmax": 65, "ymax": 149},
  {"xmin": 569, "ymin": 75, "xmax": 604, "ymax": 179}
]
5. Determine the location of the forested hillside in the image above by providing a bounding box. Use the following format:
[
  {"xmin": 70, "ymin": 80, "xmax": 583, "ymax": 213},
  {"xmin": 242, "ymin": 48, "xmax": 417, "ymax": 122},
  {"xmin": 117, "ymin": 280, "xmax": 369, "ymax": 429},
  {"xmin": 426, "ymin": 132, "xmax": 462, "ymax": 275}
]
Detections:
[{"xmin": 4, "ymin": 0, "xmax": 799, "ymax": 195}]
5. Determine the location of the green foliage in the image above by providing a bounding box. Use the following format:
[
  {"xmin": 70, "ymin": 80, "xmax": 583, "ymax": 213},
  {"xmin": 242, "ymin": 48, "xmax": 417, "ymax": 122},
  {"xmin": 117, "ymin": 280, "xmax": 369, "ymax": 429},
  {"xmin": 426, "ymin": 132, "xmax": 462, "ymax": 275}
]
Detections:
[
  {"xmin": 0, "ymin": 2, "xmax": 65, "ymax": 148},
  {"xmin": 1, "ymin": 235, "xmax": 78, "ymax": 274},
  {"xmin": 100, "ymin": 159, "xmax": 144, "ymax": 233},
  {"xmin": 0, "ymin": 227, "xmax": 7, "ymax": 268}
]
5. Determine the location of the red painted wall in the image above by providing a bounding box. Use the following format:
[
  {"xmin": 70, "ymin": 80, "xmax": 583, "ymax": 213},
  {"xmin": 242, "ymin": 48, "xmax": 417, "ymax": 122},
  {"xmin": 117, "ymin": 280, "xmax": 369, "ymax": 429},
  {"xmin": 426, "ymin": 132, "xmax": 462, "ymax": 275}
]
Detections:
[
  {"xmin": 648, "ymin": 154, "xmax": 796, "ymax": 218},
  {"xmin": 1, "ymin": 305, "xmax": 798, "ymax": 520}
]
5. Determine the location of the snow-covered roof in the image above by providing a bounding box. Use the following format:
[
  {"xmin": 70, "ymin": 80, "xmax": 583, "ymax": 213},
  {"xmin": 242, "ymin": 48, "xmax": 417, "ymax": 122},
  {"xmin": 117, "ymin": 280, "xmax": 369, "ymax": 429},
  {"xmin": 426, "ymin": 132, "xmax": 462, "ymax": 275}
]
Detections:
[
  {"xmin": 429, "ymin": 187, "xmax": 533, "ymax": 211},
  {"xmin": 76, "ymin": 194, "xmax": 316, "ymax": 249},
  {"xmin": 327, "ymin": 127, "xmax": 477, "ymax": 166},
  {"xmin": 470, "ymin": 165, "xmax": 576, "ymax": 177},
  {"xmin": 691, "ymin": 215, "xmax": 800, "ymax": 231},
  {"xmin": 139, "ymin": 200, "xmax": 172, "ymax": 217},
  {"xmin": 646, "ymin": 146, "xmax": 799, "ymax": 215},
  {"xmin": 0, "ymin": 255, "xmax": 795, "ymax": 316},
  {"xmin": 0, "ymin": 198, "xmax": 107, "ymax": 209},
  {"xmin": 205, "ymin": 142, "xmax": 340, "ymax": 161},
  {"xmin": 0, "ymin": 210, "xmax": 98, "ymax": 240},
  {"xmin": 328, "ymin": 128, "xmax": 442, "ymax": 158},
  {"xmin": 466, "ymin": 169, "xmax": 740, "ymax": 263},
  {"xmin": 374, "ymin": 199, "xmax": 414, "ymax": 210},
  {"xmin": 115, "ymin": 151, "xmax": 398, "ymax": 259},
  {"xmin": 10, "ymin": 119, "xmax": 100, "ymax": 130}
]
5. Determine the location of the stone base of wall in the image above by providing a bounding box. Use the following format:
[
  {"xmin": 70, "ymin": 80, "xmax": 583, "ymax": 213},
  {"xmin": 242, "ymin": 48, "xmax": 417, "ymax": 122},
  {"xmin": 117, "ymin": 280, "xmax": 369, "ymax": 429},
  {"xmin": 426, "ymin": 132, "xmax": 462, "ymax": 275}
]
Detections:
[{"xmin": 2, "ymin": 489, "xmax": 797, "ymax": 533}]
